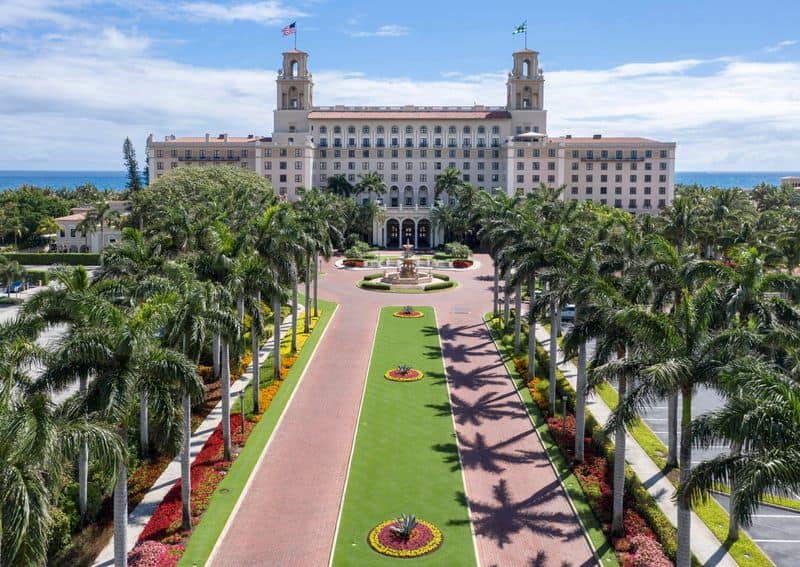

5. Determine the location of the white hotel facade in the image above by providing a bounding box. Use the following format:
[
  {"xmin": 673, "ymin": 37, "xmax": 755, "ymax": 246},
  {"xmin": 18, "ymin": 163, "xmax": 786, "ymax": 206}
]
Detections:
[{"xmin": 147, "ymin": 49, "xmax": 676, "ymax": 248}]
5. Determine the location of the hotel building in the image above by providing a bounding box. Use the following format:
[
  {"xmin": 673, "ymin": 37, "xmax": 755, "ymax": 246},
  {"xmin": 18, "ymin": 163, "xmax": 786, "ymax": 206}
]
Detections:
[{"xmin": 147, "ymin": 49, "xmax": 676, "ymax": 248}]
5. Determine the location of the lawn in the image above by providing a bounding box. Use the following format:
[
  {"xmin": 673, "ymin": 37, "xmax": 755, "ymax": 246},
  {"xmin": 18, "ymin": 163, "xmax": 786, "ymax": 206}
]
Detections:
[{"xmin": 332, "ymin": 306, "xmax": 476, "ymax": 566}]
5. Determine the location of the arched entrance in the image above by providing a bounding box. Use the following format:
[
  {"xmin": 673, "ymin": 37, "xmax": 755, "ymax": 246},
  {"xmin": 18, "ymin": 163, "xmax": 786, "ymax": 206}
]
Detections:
[
  {"xmin": 401, "ymin": 219, "xmax": 415, "ymax": 247},
  {"xmin": 417, "ymin": 219, "xmax": 431, "ymax": 249},
  {"xmin": 386, "ymin": 219, "xmax": 400, "ymax": 248}
]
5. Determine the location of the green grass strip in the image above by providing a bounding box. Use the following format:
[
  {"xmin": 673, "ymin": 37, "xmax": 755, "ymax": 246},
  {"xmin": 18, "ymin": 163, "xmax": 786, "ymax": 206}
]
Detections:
[
  {"xmin": 179, "ymin": 299, "xmax": 337, "ymax": 567},
  {"xmin": 484, "ymin": 314, "xmax": 619, "ymax": 566},
  {"xmin": 595, "ymin": 384, "xmax": 773, "ymax": 567},
  {"xmin": 332, "ymin": 306, "xmax": 475, "ymax": 566}
]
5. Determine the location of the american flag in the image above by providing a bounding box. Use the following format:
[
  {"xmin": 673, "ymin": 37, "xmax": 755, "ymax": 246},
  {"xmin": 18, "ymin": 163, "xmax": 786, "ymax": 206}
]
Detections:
[{"xmin": 282, "ymin": 22, "xmax": 296, "ymax": 36}]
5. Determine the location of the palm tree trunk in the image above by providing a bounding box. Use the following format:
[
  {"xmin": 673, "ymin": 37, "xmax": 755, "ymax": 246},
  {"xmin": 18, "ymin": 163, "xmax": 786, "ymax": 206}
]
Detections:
[
  {"xmin": 492, "ymin": 261, "xmax": 499, "ymax": 316},
  {"xmin": 728, "ymin": 441, "xmax": 742, "ymax": 540},
  {"xmin": 251, "ymin": 291, "xmax": 261, "ymax": 414},
  {"xmin": 221, "ymin": 341, "xmax": 232, "ymax": 462},
  {"xmin": 139, "ymin": 385, "xmax": 148, "ymax": 457},
  {"xmin": 113, "ymin": 426, "xmax": 129, "ymax": 567},
  {"xmin": 212, "ymin": 333, "xmax": 221, "ymax": 379},
  {"xmin": 503, "ymin": 280, "xmax": 510, "ymax": 329},
  {"xmin": 273, "ymin": 296, "xmax": 281, "ymax": 380},
  {"xmin": 677, "ymin": 386, "xmax": 693, "ymax": 567},
  {"xmin": 291, "ymin": 281, "xmax": 298, "ymax": 352},
  {"xmin": 611, "ymin": 373, "xmax": 628, "ymax": 536},
  {"xmin": 514, "ymin": 281, "xmax": 522, "ymax": 354},
  {"xmin": 549, "ymin": 295, "xmax": 559, "ymax": 415},
  {"xmin": 304, "ymin": 256, "xmax": 311, "ymax": 332},
  {"xmin": 313, "ymin": 251, "xmax": 319, "ymax": 317},
  {"xmin": 79, "ymin": 373, "xmax": 89, "ymax": 522},
  {"xmin": 574, "ymin": 339, "xmax": 587, "ymax": 462},
  {"xmin": 237, "ymin": 297, "xmax": 245, "ymax": 325},
  {"xmin": 667, "ymin": 393, "xmax": 679, "ymax": 467},
  {"xmin": 181, "ymin": 393, "xmax": 192, "ymax": 532},
  {"xmin": 526, "ymin": 275, "xmax": 536, "ymax": 380}
]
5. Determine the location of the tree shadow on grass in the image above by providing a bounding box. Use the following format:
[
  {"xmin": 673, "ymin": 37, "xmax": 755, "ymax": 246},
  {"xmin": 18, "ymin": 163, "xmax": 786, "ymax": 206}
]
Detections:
[
  {"xmin": 451, "ymin": 479, "xmax": 587, "ymax": 549},
  {"xmin": 428, "ymin": 390, "xmax": 529, "ymax": 427},
  {"xmin": 432, "ymin": 430, "xmax": 547, "ymax": 474}
]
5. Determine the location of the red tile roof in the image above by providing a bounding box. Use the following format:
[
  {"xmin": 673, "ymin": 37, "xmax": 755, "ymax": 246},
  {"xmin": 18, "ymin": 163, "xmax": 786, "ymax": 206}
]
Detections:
[
  {"xmin": 164, "ymin": 136, "xmax": 269, "ymax": 143},
  {"xmin": 556, "ymin": 136, "xmax": 667, "ymax": 145},
  {"xmin": 308, "ymin": 110, "xmax": 511, "ymax": 120},
  {"xmin": 54, "ymin": 213, "xmax": 88, "ymax": 222}
]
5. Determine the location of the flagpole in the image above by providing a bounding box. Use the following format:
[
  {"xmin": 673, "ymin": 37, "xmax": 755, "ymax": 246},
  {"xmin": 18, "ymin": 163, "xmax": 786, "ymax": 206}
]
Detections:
[
  {"xmin": 524, "ymin": 21, "xmax": 527, "ymax": 49},
  {"xmin": 295, "ymin": 24, "xmax": 297, "ymax": 50}
]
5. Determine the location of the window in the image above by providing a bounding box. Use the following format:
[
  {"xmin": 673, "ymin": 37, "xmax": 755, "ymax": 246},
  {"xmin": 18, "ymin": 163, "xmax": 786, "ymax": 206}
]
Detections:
[
  {"xmin": 185, "ymin": 149, "xmax": 192, "ymax": 158},
  {"xmin": 333, "ymin": 162, "xmax": 341, "ymax": 170},
  {"xmin": 70, "ymin": 227, "xmax": 76, "ymax": 237},
  {"xmin": 615, "ymin": 186, "xmax": 622, "ymax": 194},
  {"xmin": 645, "ymin": 150, "xmax": 652, "ymax": 158},
  {"xmin": 478, "ymin": 162, "xmax": 485, "ymax": 170},
  {"xmin": 630, "ymin": 186, "xmax": 637, "ymax": 195},
  {"xmin": 532, "ymin": 175, "xmax": 540, "ymax": 182},
  {"xmin": 571, "ymin": 162, "xmax": 579, "ymax": 171},
  {"xmin": 630, "ymin": 175, "xmax": 637, "ymax": 182},
  {"xmin": 616, "ymin": 162, "xmax": 623, "ymax": 170},
  {"xmin": 644, "ymin": 186, "xmax": 651, "ymax": 194},
  {"xmin": 548, "ymin": 149, "xmax": 556, "ymax": 158},
  {"xmin": 548, "ymin": 162, "xmax": 555, "ymax": 171},
  {"xmin": 377, "ymin": 149, "xmax": 384, "ymax": 158},
  {"xmin": 659, "ymin": 186, "xmax": 666, "ymax": 194},
  {"xmin": 645, "ymin": 162, "xmax": 652, "ymax": 171},
  {"xmin": 614, "ymin": 199, "xmax": 622, "ymax": 208},
  {"xmin": 347, "ymin": 126, "xmax": 355, "ymax": 134},
  {"xmin": 571, "ymin": 186, "xmax": 579, "ymax": 194},
  {"xmin": 659, "ymin": 199, "xmax": 666, "ymax": 208},
  {"xmin": 601, "ymin": 174, "xmax": 608, "ymax": 182},
  {"xmin": 157, "ymin": 161, "xmax": 163, "ymax": 170},
  {"xmin": 586, "ymin": 175, "xmax": 593, "ymax": 182},
  {"xmin": 448, "ymin": 126, "xmax": 456, "ymax": 134},
  {"xmin": 615, "ymin": 150, "xmax": 623, "ymax": 160},
  {"xmin": 362, "ymin": 162, "xmax": 369, "ymax": 170},
  {"xmin": 600, "ymin": 186, "xmax": 607, "ymax": 194},
  {"xmin": 629, "ymin": 199, "xmax": 637, "ymax": 208},
  {"xmin": 517, "ymin": 175, "xmax": 525, "ymax": 183},
  {"xmin": 295, "ymin": 174, "xmax": 302, "ymax": 182},
  {"xmin": 463, "ymin": 162, "xmax": 470, "ymax": 170},
  {"xmin": 391, "ymin": 162, "xmax": 398, "ymax": 170},
  {"xmin": 241, "ymin": 149, "xmax": 248, "ymax": 158},
  {"xmin": 645, "ymin": 174, "xmax": 652, "ymax": 182},
  {"xmin": 659, "ymin": 174, "xmax": 667, "ymax": 182},
  {"xmin": 420, "ymin": 162, "xmax": 427, "ymax": 170},
  {"xmin": 171, "ymin": 149, "xmax": 178, "ymax": 158},
  {"xmin": 266, "ymin": 162, "xmax": 273, "ymax": 170},
  {"xmin": 571, "ymin": 174, "xmax": 579, "ymax": 182},
  {"xmin": 586, "ymin": 163, "xmax": 593, "ymax": 171},
  {"xmin": 295, "ymin": 161, "xmax": 302, "ymax": 170},
  {"xmin": 660, "ymin": 150, "xmax": 668, "ymax": 158},
  {"xmin": 519, "ymin": 163, "xmax": 526, "ymax": 171},
  {"xmin": 548, "ymin": 175, "xmax": 555, "ymax": 183},
  {"xmin": 420, "ymin": 174, "xmax": 427, "ymax": 182},
  {"xmin": 377, "ymin": 162, "xmax": 384, "ymax": 170},
  {"xmin": 294, "ymin": 148, "xmax": 302, "ymax": 157},
  {"xmin": 405, "ymin": 174, "xmax": 413, "ymax": 182},
  {"xmin": 586, "ymin": 186, "xmax": 593, "ymax": 195},
  {"xmin": 492, "ymin": 126, "xmax": 500, "ymax": 134},
  {"xmin": 279, "ymin": 161, "xmax": 287, "ymax": 170},
  {"xmin": 660, "ymin": 162, "xmax": 668, "ymax": 170},
  {"xmin": 405, "ymin": 125, "xmax": 413, "ymax": 134},
  {"xmin": 405, "ymin": 161, "xmax": 413, "ymax": 169},
  {"xmin": 630, "ymin": 162, "xmax": 637, "ymax": 170},
  {"xmin": 280, "ymin": 174, "xmax": 287, "ymax": 182}
]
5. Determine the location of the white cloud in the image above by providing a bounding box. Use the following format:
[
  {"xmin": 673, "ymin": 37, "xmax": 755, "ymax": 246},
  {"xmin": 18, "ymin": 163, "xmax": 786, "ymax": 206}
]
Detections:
[
  {"xmin": 765, "ymin": 39, "xmax": 798, "ymax": 53},
  {"xmin": 350, "ymin": 24, "xmax": 409, "ymax": 38},
  {"xmin": 1, "ymin": 29, "xmax": 799, "ymax": 171},
  {"xmin": 179, "ymin": 1, "xmax": 307, "ymax": 25},
  {"xmin": 0, "ymin": 0, "xmax": 89, "ymax": 29}
]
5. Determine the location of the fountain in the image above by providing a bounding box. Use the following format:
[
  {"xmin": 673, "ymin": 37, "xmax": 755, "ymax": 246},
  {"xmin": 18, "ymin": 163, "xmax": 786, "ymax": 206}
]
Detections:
[{"xmin": 381, "ymin": 241, "xmax": 433, "ymax": 286}]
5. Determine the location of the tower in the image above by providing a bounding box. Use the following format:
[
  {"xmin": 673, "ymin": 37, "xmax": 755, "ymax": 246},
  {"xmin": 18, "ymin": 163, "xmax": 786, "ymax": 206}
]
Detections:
[
  {"xmin": 506, "ymin": 50, "xmax": 544, "ymax": 111},
  {"xmin": 277, "ymin": 50, "xmax": 313, "ymax": 110}
]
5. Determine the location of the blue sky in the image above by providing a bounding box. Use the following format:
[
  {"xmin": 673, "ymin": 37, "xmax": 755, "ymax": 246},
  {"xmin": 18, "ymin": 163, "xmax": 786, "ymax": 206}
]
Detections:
[{"xmin": 0, "ymin": 0, "xmax": 798, "ymax": 170}]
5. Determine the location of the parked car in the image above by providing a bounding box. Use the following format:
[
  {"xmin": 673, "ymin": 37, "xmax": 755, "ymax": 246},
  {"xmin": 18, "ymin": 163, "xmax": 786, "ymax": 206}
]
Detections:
[
  {"xmin": 560, "ymin": 303, "xmax": 576, "ymax": 322},
  {"xmin": 6, "ymin": 281, "xmax": 23, "ymax": 294}
]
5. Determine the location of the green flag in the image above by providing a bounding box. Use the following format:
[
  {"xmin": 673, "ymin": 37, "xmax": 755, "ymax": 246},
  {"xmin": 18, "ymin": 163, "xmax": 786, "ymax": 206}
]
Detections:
[{"xmin": 512, "ymin": 21, "xmax": 527, "ymax": 35}]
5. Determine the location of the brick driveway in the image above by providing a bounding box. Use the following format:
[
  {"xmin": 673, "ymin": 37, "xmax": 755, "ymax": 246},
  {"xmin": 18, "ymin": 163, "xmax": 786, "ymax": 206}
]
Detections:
[{"xmin": 211, "ymin": 255, "xmax": 596, "ymax": 567}]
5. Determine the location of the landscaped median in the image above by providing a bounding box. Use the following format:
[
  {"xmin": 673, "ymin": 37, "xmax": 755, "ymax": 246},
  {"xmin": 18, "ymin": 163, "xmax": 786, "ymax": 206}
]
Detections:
[
  {"xmin": 332, "ymin": 306, "xmax": 476, "ymax": 566},
  {"xmin": 141, "ymin": 299, "xmax": 337, "ymax": 567}
]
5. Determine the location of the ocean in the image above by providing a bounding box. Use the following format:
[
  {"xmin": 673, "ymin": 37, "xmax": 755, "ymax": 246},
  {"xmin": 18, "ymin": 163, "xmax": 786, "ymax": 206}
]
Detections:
[{"xmin": 0, "ymin": 170, "xmax": 799, "ymax": 192}]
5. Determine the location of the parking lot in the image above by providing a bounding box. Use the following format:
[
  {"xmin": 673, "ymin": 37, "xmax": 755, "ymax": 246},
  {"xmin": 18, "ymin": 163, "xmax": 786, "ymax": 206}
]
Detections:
[{"xmin": 567, "ymin": 326, "xmax": 800, "ymax": 566}]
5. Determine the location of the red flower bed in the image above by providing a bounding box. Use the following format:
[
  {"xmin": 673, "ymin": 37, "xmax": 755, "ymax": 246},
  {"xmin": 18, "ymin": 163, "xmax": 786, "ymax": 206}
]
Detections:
[
  {"xmin": 134, "ymin": 413, "xmax": 255, "ymax": 551},
  {"xmin": 343, "ymin": 259, "xmax": 364, "ymax": 267},
  {"xmin": 452, "ymin": 260, "xmax": 473, "ymax": 269},
  {"xmin": 545, "ymin": 414, "xmax": 672, "ymax": 566}
]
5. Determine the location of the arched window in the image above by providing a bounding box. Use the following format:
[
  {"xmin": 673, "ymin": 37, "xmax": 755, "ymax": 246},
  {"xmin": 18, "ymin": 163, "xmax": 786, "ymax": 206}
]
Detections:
[
  {"xmin": 319, "ymin": 126, "xmax": 327, "ymax": 134},
  {"xmin": 522, "ymin": 59, "xmax": 531, "ymax": 77},
  {"xmin": 377, "ymin": 126, "xmax": 385, "ymax": 134},
  {"xmin": 290, "ymin": 60, "xmax": 299, "ymax": 77},
  {"xmin": 334, "ymin": 125, "xmax": 341, "ymax": 134},
  {"xmin": 405, "ymin": 125, "xmax": 413, "ymax": 134},
  {"xmin": 448, "ymin": 125, "xmax": 457, "ymax": 134}
]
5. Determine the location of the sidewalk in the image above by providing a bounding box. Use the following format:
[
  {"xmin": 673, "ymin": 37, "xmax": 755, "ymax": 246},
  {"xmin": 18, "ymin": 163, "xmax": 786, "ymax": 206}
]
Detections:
[
  {"xmin": 533, "ymin": 325, "xmax": 738, "ymax": 567},
  {"xmin": 93, "ymin": 308, "xmax": 301, "ymax": 566}
]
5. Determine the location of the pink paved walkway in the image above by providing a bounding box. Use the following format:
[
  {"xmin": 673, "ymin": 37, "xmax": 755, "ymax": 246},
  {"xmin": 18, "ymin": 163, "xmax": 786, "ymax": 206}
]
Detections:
[{"xmin": 211, "ymin": 255, "xmax": 596, "ymax": 567}]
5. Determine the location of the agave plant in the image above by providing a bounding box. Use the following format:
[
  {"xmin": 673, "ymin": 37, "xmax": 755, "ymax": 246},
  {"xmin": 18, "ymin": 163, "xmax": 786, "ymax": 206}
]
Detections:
[
  {"xmin": 391, "ymin": 513, "xmax": 418, "ymax": 540},
  {"xmin": 402, "ymin": 305, "xmax": 414, "ymax": 314},
  {"xmin": 397, "ymin": 363, "xmax": 412, "ymax": 374}
]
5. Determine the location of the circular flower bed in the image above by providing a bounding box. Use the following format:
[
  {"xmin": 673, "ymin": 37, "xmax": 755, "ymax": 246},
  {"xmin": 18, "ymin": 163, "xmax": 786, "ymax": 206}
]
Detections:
[
  {"xmin": 393, "ymin": 310, "xmax": 424, "ymax": 318},
  {"xmin": 452, "ymin": 259, "xmax": 473, "ymax": 269},
  {"xmin": 385, "ymin": 368, "xmax": 424, "ymax": 382},
  {"xmin": 368, "ymin": 519, "xmax": 443, "ymax": 558}
]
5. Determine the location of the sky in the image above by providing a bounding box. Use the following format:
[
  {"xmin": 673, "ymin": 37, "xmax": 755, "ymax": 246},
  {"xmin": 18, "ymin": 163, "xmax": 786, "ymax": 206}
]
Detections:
[{"xmin": 0, "ymin": 0, "xmax": 798, "ymax": 171}]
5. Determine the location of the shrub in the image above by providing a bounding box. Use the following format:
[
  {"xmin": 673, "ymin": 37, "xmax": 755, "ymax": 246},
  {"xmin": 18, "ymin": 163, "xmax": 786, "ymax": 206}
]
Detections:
[
  {"xmin": 26, "ymin": 268, "xmax": 50, "ymax": 285},
  {"xmin": 361, "ymin": 281, "xmax": 391, "ymax": 290},
  {"xmin": 432, "ymin": 252, "xmax": 450, "ymax": 260},
  {"xmin": 3, "ymin": 252, "xmax": 100, "ymax": 265},
  {"xmin": 431, "ymin": 273, "xmax": 450, "ymax": 281},
  {"xmin": 443, "ymin": 242, "xmax": 472, "ymax": 259},
  {"xmin": 363, "ymin": 273, "xmax": 383, "ymax": 281},
  {"xmin": 423, "ymin": 281, "xmax": 455, "ymax": 291},
  {"xmin": 452, "ymin": 260, "xmax": 473, "ymax": 269},
  {"xmin": 343, "ymin": 241, "xmax": 372, "ymax": 259}
]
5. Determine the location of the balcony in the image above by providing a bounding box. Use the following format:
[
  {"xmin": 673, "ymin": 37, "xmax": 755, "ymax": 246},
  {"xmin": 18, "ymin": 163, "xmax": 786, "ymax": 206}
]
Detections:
[{"xmin": 178, "ymin": 155, "xmax": 240, "ymax": 162}]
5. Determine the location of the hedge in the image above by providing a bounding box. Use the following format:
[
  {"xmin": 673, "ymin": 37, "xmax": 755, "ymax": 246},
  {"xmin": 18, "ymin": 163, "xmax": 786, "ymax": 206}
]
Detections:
[
  {"xmin": 26, "ymin": 269, "xmax": 50, "ymax": 285},
  {"xmin": 362, "ymin": 273, "xmax": 383, "ymax": 281},
  {"xmin": 361, "ymin": 281, "xmax": 391, "ymax": 290},
  {"xmin": 431, "ymin": 273, "xmax": 450, "ymax": 281},
  {"xmin": 3, "ymin": 253, "xmax": 100, "ymax": 266},
  {"xmin": 423, "ymin": 281, "xmax": 455, "ymax": 291}
]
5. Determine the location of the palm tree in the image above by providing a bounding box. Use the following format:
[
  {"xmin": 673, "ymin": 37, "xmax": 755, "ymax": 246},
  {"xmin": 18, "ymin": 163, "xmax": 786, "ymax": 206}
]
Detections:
[
  {"xmin": 680, "ymin": 357, "xmax": 800, "ymax": 539},
  {"xmin": 325, "ymin": 174, "xmax": 355, "ymax": 198},
  {"xmin": 434, "ymin": 167, "xmax": 463, "ymax": 201},
  {"xmin": 606, "ymin": 287, "xmax": 747, "ymax": 566},
  {"xmin": 355, "ymin": 171, "xmax": 387, "ymax": 203},
  {"xmin": 86, "ymin": 201, "xmax": 121, "ymax": 251}
]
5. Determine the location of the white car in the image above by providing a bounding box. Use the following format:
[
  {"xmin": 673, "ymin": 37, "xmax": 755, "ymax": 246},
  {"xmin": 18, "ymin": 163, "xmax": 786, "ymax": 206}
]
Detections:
[{"xmin": 560, "ymin": 304, "xmax": 576, "ymax": 322}]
